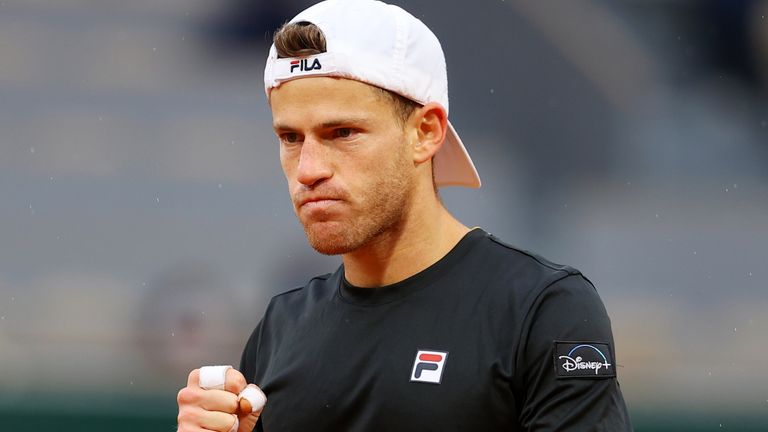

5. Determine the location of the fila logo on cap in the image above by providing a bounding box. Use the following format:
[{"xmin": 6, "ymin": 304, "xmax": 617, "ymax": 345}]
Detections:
[
  {"xmin": 410, "ymin": 350, "xmax": 448, "ymax": 384},
  {"xmin": 290, "ymin": 58, "xmax": 322, "ymax": 73}
]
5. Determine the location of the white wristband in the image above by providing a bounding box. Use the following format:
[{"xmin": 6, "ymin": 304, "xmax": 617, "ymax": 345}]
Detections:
[{"xmin": 199, "ymin": 365, "xmax": 232, "ymax": 390}]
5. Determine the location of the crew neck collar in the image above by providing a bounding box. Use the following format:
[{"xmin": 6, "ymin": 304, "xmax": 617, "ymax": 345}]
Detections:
[{"xmin": 337, "ymin": 228, "xmax": 486, "ymax": 306}]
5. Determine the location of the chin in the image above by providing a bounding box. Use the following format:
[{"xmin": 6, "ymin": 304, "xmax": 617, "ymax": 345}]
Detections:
[
  {"xmin": 303, "ymin": 221, "xmax": 360, "ymax": 256},
  {"xmin": 308, "ymin": 241, "xmax": 351, "ymax": 256}
]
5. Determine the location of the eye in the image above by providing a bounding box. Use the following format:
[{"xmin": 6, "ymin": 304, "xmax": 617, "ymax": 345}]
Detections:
[
  {"xmin": 333, "ymin": 128, "xmax": 354, "ymax": 139},
  {"xmin": 280, "ymin": 132, "xmax": 302, "ymax": 145}
]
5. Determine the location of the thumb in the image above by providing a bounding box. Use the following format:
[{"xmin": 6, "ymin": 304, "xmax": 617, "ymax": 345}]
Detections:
[
  {"xmin": 237, "ymin": 384, "xmax": 267, "ymax": 432},
  {"xmin": 237, "ymin": 412, "xmax": 260, "ymax": 432}
]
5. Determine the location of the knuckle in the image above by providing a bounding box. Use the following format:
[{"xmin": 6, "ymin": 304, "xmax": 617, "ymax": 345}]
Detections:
[
  {"xmin": 226, "ymin": 369, "xmax": 247, "ymax": 392},
  {"xmin": 176, "ymin": 387, "xmax": 198, "ymax": 405},
  {"xmin": 233, "ymin": 373, "xmax": 247, "ymax": 389},
  {"xmin": 177, "ymin": 388, "xmax": 189, "ymax": 404},
  {"xmin": 176, "ymin": 409, "xmax": 197, "ymax": 426}
]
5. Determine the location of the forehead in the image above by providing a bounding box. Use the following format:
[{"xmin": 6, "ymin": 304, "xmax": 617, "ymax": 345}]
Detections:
[{"xmin": 269, "ymin": 77, "xmax": 392, "ymax": 127}]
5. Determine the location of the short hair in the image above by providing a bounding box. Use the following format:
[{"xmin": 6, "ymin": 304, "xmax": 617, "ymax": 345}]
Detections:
[{"xmin": 273, "ymin": 21, "xmax": 421, "ymax": 127}]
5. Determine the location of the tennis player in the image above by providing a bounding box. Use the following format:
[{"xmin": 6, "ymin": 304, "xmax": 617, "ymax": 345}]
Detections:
[{"xmin": 177, "ymin": 0, "xmax": 632, "ymax": 430}]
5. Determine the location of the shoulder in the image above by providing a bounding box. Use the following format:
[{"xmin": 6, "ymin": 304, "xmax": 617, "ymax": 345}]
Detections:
[
  {"xmin": 241, "ymin": 269, "xmax": 340, "ymax": 366},
  {"xmin": 468, "ymin": 229, "xmax": 590, "ymax": 299},
  {"xmin": 262, "ymin": 269, "xmax": 340, "ymax": 321},
  {"xmin": 483, "ymin": 232, "xmax": 579, "ymax": 273},
  {"xmin": 483, "ymin": 231, "xmax": 604, "ymax": 311},
  {"xmin": 460, "ymin": 230, "xmax": 613, "ymax": 347},
  {"xmin": 271, "ymin": 272, "xmax": 336, "ymax": 301}
]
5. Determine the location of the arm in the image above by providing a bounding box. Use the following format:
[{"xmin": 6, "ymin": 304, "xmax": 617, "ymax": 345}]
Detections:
[{"xmin": 516, "ymin": 274, "xmax": 632, "ymax": 431}]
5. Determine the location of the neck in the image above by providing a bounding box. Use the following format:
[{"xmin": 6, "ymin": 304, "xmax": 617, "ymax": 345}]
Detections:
[{"xmin": 342, "ymin": 190, "xmax": 469, "ymax": 288}]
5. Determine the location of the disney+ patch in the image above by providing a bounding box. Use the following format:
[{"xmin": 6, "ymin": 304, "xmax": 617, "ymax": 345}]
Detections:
[{"xmin": 554, "ymin": 341, "xmax": 616, "ymax": 379}]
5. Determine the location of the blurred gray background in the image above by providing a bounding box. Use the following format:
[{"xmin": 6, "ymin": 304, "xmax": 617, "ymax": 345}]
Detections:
[{"xmin": 1, "ymin": 0, "xmax": 766, "ymax": 430}]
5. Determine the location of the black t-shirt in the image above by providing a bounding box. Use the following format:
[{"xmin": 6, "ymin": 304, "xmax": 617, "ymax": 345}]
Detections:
[{"xmin": 240, "ymin": 229, "xmax": 632, "ymax": 431}]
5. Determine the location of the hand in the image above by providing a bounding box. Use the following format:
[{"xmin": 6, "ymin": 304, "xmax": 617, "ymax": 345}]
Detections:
[{"xmin": 177, "ymin": 367, "xmax": 265, "ymax": 432}]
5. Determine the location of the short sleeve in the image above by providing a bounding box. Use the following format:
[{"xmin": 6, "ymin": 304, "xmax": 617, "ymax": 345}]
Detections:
[{"xmin": 516, "ymin": 274, "xmax": 632, "ymax": 431}]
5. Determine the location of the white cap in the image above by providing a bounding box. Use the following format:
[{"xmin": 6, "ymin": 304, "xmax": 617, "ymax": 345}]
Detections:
[{"xmin": 264, "ymin": 0, "xmax": 481, "ymax": 188}]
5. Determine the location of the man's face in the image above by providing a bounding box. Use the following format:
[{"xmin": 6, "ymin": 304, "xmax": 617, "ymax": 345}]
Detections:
[{"xmin": 270, "ymin": 77, "xmax": 415, "ymax": 255}]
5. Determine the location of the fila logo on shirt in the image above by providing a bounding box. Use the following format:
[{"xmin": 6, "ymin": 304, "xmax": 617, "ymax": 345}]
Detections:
[
  {"xmin": 290, "ymin": 58, "xmax": 322, "ymax": 73},
  {"xmin": 410, "ymin": 350, "xmax": 448, "ymax": 384}
]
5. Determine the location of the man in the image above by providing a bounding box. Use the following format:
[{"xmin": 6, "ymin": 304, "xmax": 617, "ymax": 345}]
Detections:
[{"xmin": 177, "ymin": 0, "xmax": 632, "ymax": 431}]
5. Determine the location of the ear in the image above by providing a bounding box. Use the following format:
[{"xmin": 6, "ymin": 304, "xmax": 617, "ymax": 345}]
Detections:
[{"xmin": 411, "ymin": 103, "xmax": 448, "ymax": 165}]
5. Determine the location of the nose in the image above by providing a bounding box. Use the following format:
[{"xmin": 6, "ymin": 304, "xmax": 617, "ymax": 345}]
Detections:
[{"xmin": 296, "ymin": 136, "xmax": 332, "ymax": 187}]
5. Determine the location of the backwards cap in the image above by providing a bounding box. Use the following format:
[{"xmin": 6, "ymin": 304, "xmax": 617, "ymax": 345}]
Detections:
[{"xmin": 264, "ymin": 0, "xmax": 481, "ymax": 188}]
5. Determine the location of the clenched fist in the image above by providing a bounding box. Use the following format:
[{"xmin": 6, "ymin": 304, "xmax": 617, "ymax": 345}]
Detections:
[{"xmin": 177, "ymin": 366, "xmax": 266, "ymax": 432}]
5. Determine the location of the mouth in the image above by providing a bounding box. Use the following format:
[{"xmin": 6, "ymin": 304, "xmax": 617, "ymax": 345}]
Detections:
[{"xmin": 298, "ymin": 197, "xmax": 341, "ymax": 209}]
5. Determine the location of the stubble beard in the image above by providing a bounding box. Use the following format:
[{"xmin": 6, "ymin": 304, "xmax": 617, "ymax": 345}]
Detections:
[{"xmin": 300, "ymin": 154, "xmax": 412, "ymax": 256}]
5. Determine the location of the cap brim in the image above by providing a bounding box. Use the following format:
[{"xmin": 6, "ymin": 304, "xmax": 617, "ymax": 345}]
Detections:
[{"xmin": 433, "ymin": 121, "xmax": 481, "ymax": 188}]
